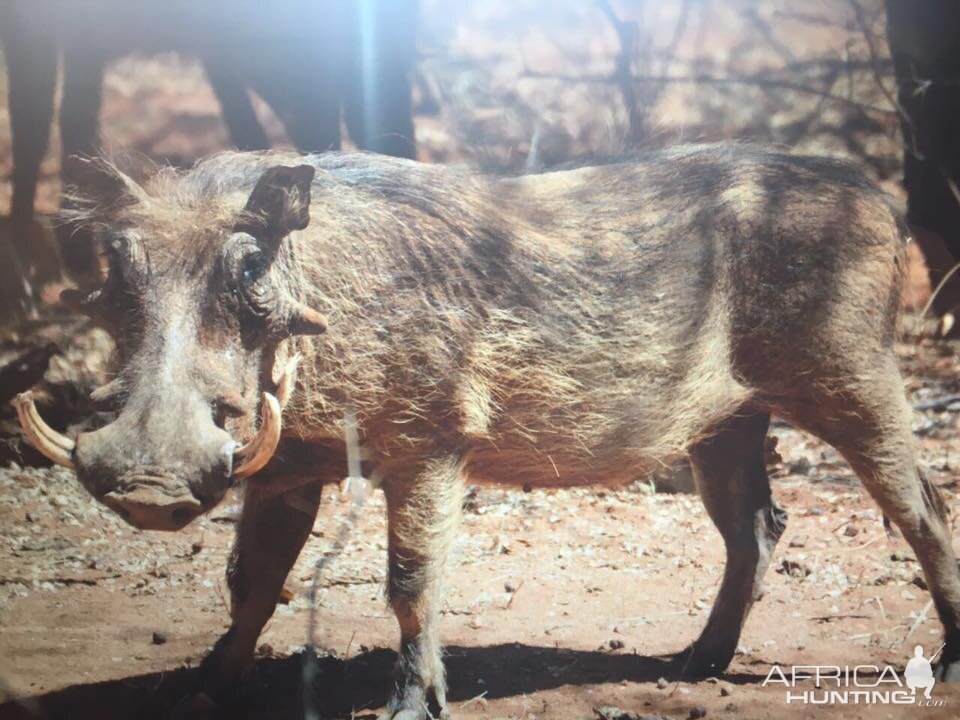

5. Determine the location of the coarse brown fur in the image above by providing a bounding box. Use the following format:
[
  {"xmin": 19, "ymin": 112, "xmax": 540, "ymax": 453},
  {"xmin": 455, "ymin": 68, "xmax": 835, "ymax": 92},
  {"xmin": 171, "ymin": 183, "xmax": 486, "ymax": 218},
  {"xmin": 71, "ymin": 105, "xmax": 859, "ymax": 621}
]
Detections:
[
  {"xmin": 74, "ymin": 144, "xmax": 902, "ymax": 481},
  {"xmin": 59, "ymin": 143, "xmax": 960, "ymax": 717}
]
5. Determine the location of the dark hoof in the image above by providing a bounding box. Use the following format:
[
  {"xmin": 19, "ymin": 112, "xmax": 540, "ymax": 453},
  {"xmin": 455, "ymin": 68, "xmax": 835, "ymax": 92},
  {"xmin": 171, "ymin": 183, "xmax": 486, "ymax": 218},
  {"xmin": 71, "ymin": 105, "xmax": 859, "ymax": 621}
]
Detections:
[
  {"xmin": 672, "ymin": 643, "xmax": 735, "ymax": 680},
  {"xmin": 935, "ymin": 659, "xmax": 960, "ymax": 682}
]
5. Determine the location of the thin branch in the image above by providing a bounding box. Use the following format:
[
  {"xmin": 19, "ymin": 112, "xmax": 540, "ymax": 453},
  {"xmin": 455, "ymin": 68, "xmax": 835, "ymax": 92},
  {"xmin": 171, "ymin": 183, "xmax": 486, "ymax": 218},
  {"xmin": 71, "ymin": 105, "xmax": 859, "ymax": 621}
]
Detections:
[
  {"xmin": 596, "ymin": 0, "xmax": 644, "ymax": 143},
  {"xmin": 520, "ymin": 69, "xmax": 899, "ymax": 118},
  {"xmin": 847, "ymin": 0, "xmax": 911, "ymax": 127}
]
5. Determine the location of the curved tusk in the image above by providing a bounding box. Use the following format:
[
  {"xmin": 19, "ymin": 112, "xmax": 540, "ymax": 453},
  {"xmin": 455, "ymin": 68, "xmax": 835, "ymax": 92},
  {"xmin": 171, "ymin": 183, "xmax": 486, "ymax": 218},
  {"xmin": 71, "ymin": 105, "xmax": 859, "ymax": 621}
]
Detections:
[
  {"xmin": 275, "ymin": 353, "xmax": 301, "ymax": 410},
  {"xmin": 232, "ymin": 392, "xmax": 282, "ymax": 480},
  {"xmin": 14, "ymin": 392, "xmax": 76, "ymax": 468}
]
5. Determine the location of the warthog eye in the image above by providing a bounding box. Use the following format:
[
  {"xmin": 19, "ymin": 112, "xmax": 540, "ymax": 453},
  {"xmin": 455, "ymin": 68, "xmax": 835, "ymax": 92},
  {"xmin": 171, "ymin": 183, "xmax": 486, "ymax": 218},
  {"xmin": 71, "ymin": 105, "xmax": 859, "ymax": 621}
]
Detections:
[
  {"xmin": 225, "ymin": 231, "xmax": 326, "ymax": 340},
  {"xmin": 241, "ymin": 251, "xmax": 269, "ymax": 286},
  {"xmin": 231, "ymin": 245, "xmax": 276, "ymax": 330}
]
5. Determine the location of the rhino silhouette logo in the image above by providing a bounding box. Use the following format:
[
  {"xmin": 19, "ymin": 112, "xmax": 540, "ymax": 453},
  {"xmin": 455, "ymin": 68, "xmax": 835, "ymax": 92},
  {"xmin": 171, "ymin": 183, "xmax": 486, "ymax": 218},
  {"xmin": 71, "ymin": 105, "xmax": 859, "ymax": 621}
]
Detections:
[{"xmin": 904, "ymin": 645, "xmax": 936, "ymax": 700}]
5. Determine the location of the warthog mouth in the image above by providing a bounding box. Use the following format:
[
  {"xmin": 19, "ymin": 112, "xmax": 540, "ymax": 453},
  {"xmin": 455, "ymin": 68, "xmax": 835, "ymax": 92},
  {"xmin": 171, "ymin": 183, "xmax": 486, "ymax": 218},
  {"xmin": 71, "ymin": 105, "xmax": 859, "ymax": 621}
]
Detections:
[
  {"xmin": 14, "ymin": 351, "xmax": 300, "ymax": 475},
  {"xmin": 101, "ymin": 471, "xmax": 208, "ymax": 531},
  {"xmin": 14, "ymin": 389, "xmax": 284, "ymax": 481},
  {"xmin": 14, "ymin": 354, "xmax": 304, "ymax": 531}
]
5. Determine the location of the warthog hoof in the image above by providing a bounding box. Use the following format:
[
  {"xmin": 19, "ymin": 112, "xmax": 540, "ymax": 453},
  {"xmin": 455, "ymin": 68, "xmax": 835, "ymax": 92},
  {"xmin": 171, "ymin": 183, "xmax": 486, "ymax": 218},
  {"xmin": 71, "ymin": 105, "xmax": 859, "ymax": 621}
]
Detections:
[
  {"xmin": 378, "ymin": 684, "xmax": 449, "ymax": 720},
  {"xmin": 379, "ymin": 711, "xmax": 428, "ymax": 720},
  {"xmin": 672, "ymin": 640, "xmax": 736, "ymax": 680},
  {"xmin": 935, "ymin": 659, "xmax": 960, "ymax": 682}
]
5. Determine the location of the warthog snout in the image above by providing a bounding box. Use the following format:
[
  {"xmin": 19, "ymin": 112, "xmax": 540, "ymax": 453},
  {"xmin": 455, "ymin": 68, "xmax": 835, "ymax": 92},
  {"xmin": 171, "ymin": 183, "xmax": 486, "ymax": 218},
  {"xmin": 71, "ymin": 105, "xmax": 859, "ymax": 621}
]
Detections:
[
  {"xmin": 15, "ymin": 387, "xmax": 285, "ymax": 531},
  {"xmin": 73, "ymin": 407, "xmax": 237, "ymax": 531},
  {"xmin": 101, "ymin": 477, "xmax": 211, "ymax": 532}
]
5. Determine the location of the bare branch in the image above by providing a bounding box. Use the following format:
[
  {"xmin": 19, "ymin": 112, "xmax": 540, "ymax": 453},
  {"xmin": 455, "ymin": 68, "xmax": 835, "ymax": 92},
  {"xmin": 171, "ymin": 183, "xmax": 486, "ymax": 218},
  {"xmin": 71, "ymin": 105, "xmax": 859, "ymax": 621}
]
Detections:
[
  {"xmin": 596, "ymin": 0, "xmax": 645, "ymax": 144},
  {"xmin": 847, "ymin": 0, "xmax": 911, "ymax": 127},
  {"xmin": 520, "ymin": 69, "xmax": 899, "ymax": 118}
]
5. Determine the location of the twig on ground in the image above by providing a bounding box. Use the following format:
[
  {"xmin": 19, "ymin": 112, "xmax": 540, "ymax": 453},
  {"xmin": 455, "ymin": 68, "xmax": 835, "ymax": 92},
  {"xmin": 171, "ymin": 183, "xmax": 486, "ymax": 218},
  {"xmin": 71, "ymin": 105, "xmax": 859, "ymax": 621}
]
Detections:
[
  {"xmin": 460, "ymin": 691, "xmax": 488, "ymax": 710},
  {"xmin": 901, "ymin": 599, "xmax": 934, "ymax": 646},
  {"xmin": 505, "ymin": 579, "xmax": 525, "ymax": 609}
]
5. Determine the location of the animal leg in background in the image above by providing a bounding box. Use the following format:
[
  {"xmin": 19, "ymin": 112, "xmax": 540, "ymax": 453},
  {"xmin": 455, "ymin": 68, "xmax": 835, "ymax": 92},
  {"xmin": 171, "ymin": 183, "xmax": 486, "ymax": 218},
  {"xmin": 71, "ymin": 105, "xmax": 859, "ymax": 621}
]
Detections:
[
  {"xmin": 204, "ymin": 59, "xmax": 270, "ymax": 152},
  {"xmin": 58, "ymin": 46, "xmax": 106, "ymax": 281}
]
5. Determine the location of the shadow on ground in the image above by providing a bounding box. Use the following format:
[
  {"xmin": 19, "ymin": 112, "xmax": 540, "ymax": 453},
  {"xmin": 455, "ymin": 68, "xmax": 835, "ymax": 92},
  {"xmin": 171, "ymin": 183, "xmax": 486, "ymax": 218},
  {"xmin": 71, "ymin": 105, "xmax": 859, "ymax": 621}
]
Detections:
[{"xmin": 0, "ymin": 643, "xmax": 776, "ymax": 719}]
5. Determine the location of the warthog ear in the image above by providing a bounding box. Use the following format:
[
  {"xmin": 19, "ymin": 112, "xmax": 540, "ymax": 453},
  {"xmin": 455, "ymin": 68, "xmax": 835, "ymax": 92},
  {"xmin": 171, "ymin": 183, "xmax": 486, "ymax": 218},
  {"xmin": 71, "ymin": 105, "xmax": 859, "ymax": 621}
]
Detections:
[{"xmin": 240, "ymin": 165, "xmax": 315, "ymax": 248}]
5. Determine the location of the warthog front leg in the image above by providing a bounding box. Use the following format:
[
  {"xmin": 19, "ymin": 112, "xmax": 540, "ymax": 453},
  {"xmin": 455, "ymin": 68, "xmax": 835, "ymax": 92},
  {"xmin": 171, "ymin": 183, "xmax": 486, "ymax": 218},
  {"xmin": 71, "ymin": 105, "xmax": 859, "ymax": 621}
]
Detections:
[
  {"xmin": 679, "ymin": 410, "xmax": 785, "ymax": 678},
  {"xmin": 200, "ymin": 481, "xmax": 323, "ymax": 699},
  {"xmin": 381, "ymin": 456, "xmax": 465, "ymax": 720}
]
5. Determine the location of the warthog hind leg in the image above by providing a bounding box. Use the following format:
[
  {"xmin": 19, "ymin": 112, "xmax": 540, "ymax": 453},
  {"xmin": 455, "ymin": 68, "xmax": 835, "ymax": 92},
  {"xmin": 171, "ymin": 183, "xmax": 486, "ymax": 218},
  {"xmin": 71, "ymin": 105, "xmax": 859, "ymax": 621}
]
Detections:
[
  {"xmin": 678, "ymin": 410, "xmax": 786, "ymax": 678},
  {"xmin": 381, "ymin": 455, "xmax": 465, "ymax": 720},
  {"xmin": 781, "ymin": 359, "xmax": 960, "ymax": 682}
]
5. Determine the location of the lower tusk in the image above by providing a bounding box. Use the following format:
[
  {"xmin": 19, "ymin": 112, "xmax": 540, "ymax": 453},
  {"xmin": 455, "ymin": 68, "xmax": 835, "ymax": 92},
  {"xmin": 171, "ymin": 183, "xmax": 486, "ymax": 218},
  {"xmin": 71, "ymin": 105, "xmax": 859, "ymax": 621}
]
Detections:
[
  {"xmin": 14, "ymin": 392, "xmax": 76, "ymax": 469},
  {"xmin": 275, "ymin": 353, "xmax": 301, "ymax": 410},
  {"xmin": 232, "ymin": 392, "xmax": 282, "ymax": 479}
]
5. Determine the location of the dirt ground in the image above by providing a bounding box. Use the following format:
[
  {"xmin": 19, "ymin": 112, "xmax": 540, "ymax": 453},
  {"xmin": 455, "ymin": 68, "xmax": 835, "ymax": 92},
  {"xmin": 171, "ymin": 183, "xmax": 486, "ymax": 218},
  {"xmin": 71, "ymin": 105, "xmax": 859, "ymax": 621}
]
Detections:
[
  {"xmin": 1, "ymin": 1, "xmax": 959, "ymax": 719},
  {"xmin": 2, "ymin": 343, "xmax": 960, "ymax": 720}
]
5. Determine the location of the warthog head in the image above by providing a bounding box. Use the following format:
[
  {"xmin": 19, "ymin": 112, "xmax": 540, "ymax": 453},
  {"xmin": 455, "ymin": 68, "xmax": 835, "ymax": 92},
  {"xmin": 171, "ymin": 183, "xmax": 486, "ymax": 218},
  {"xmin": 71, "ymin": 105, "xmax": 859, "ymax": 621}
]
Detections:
[{"xmin": 17, "ymin": 161, "xmax": 326, "ymax": 530}]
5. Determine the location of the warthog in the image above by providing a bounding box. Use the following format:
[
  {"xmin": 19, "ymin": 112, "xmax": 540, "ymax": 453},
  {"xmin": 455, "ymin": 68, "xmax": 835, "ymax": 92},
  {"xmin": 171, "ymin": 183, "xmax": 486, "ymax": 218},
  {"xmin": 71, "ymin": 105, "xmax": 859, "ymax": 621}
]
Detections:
[{"xmin": 17, "ymin": 143, "xmax": 960, "ymax": 717}]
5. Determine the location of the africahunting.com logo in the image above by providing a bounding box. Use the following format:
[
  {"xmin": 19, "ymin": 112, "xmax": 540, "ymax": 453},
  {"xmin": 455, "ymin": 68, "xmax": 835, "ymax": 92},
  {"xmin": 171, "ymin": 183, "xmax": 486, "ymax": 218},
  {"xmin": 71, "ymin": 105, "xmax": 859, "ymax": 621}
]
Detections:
[{"xmin": 762, "ymin": 645, "xmax": 946, "ymax": 706}]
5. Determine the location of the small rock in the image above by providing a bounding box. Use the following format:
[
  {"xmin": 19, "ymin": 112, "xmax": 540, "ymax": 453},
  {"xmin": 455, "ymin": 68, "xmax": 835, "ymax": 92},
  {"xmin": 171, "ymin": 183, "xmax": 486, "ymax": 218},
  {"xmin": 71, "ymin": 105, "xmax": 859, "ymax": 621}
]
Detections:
[
  {"xmin": 912, "ymin": 575, "xmax": 928, "ymax": 590},
  {"xmin": 608, "ymin": 638, "xmax": 625, "ymax": 650},
  {"xmin": 720, "ymin": 685, "xmax": 731, "ymax": 697},
  {"xmin": 843, "ymin": 525, "xmax": 859, "ymax": 537},
  {"xmin": 593, "ymin": 707, "xmax": 663, "ymax": 720},
  {"xmin": 593, "ymin": 706, "xmax": 628, "ymax": 720},
  {"xmin": 776, "ymin": 558, "xmax": 811, "ymax": 578},
  {"xmin": 688, "ymin": 706, "xmax": 707, "ymax": 719},
  {"xmin": 278, "ymin": 586, "xmax": 295, "ymax": 604},
  {"xmin": 152, "ymin": 631, "xmax": 167, "ymax": 645},
  {"xmin": 656, "ymin": 676, "xmax": 669, "ymax": 689},
  {"xmin": 505, "ymin": 579, "xmax": 518, "ymax": 593}
]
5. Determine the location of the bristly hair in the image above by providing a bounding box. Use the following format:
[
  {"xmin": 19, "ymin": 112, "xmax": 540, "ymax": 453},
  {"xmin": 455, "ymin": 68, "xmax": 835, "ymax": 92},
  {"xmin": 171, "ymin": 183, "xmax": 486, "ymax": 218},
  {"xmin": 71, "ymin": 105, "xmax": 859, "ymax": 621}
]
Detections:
[{"xmin": 68, "ymin": 145, "xmax": 907, "ymax": 492}]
